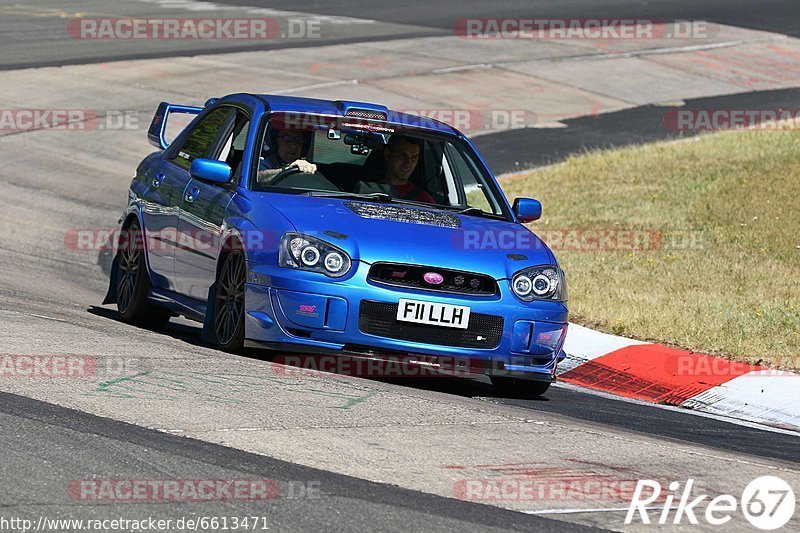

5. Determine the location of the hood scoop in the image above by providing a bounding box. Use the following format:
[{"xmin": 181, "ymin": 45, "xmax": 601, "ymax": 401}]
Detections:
[{"xmin": 345, "ymin": 201, "xmax": 462, "ymax": 229}]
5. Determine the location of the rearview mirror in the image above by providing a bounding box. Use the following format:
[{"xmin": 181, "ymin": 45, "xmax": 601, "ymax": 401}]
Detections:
[
  {"xmin": 513, "ymin": 198, "xmax": 542, "ymax": 223},
  {"xmin": 343, "ymin": 132, "xmax": 385, "ymax": 150},
  {"xmin": 190, "ymin": 159, "xmax": 232, "ymax": 184}
]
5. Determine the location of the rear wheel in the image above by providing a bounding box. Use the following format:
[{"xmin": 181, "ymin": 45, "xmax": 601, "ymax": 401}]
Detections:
[
  {"xmin": 115, "ymin": 222, "xmax": 170, "ymax": 329},
  {"xmin": 213, "ymin": 250, "xmax": 246, "ymax": 352},
  {"xmin": 491, "ymin": 376, "xmax": 551, "ymax": 398}
]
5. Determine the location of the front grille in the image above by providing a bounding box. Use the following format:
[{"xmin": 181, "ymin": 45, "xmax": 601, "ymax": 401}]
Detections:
[
  {"xmin": 369, "ymin": 263, "xmax": 497, "ymax": 296},
  {"xmin": 359, "ymin": 300, "xmax": 503, "ymax": 349},
  {"xmin": 346, "ymin": 202, "xmax": 462, "ymax": 229}
]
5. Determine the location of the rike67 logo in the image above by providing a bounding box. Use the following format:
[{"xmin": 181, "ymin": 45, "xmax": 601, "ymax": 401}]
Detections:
[{"xmin": 626, "ymin": 476, "xmax": 795, "ymax": 530}]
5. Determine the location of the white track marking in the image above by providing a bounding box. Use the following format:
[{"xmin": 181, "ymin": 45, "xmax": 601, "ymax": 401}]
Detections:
[
  {"xmin": 270, "ymin": 79, "xmax": 359, "ymax": 94},
  {"xmin": 685, "ymin": 372, "xmax": 800, "ymax": 431},
  {"xmin": 521, "ymin": 505, "xmax": 676, "ymax": 515},
  {"xmin": 135, "ymin": 0, "xmax": 377, "ymax": 25},
  {"xmin": 562, "ymin": 323, "xmax": 649, "ymax": 361},
  {"xmin": 552, "ymin": 381, "xmax": 800, "ymax": 437},
  {"xmin": 28, "ymin": 313, "xmax": 68, "ymax": 322},
  {"xmin": 497, "ymin": 35, "xmax": 788, "ymax": 66}
]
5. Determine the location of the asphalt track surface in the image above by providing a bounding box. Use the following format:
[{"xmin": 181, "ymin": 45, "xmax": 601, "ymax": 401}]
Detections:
[
  {"xmin": 1, "ymin": 0, "xmax": 799, "ymax": 69},
  {"xmin": 397, "ymin": 376, "xmax": 800, "ymax": 464},
  {"xmin": 0, "ymin": 391, "xmax": 590, "ymax": 533},
  {"xmin": 219, "ymin": 0, "xmax": 800, "ymax": 38},
  {"xmin": 2, "ymin": 1, "xmax": 800, "ymax": 531},
  {"xmin": 475, "ymin": 87, "xmax": 800, "ymax": 174}
]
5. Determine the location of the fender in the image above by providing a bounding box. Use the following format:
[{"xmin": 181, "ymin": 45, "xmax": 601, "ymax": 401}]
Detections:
[{"xmin": 101, "ymin": 204, "xmax": 149, "ymax": 305}]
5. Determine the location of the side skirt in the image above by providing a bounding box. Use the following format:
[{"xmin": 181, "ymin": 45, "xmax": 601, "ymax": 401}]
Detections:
[{"xmin": 146, "ymin": 288, "xmax": 206, "ymax": 323}]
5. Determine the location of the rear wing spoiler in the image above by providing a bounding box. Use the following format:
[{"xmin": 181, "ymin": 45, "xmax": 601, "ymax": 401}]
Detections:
[{"xmin": 147, "ymin": 102, "xmax": 203, "ymax": 150}]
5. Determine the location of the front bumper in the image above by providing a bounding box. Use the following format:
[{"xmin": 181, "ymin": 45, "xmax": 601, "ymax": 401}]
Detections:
[{"xmin": 244, "ymin": 261, "xmax": 568, "ymax": 381}]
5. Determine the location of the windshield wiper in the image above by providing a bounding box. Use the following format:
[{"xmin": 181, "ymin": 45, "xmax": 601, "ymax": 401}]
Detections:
[
  {"xmin": 304, "ymin": 191, "xmax": 393, "ymax": 202},
  {"xmin": 305, "ymin": 191, "xmax": 437, "ymax": 209},
  {"xmin": 454, "ymin": 206, "xmax": 507, "ymax": 220},
  {"xmin": 305, "ymin": 191, "xmax": 506, "ymax": 218}
]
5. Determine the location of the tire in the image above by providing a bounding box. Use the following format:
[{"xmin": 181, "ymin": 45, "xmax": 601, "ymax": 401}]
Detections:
[
  {"xmin": 115, "ymin": 222, "xmax": 171, "ymax": 330},
  {"xmin": 213, "ymin": 249, "xmax": 246, "ymax": 352},
  {"xmin": 490, "ymin": 376, "xmax": 551, "ymax": 398}
]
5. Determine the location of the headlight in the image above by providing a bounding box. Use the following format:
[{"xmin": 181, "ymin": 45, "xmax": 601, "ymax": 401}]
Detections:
[
  {"xmin": 279, "ymin": 233, "xmax": 351, "ymax": 277},
  {"xmin": 510, "ymin": 266, "xmax": 566, "ymax": 302}
]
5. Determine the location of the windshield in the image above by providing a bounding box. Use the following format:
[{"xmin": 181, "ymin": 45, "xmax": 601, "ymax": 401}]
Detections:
[{"xmin": 252, "ymin": 115, "xmax": 510, "ymax": 219}]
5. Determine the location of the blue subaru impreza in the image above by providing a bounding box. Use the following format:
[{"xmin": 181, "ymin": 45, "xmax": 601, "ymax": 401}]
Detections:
[{"xmin": 104, "ymin": 93, "xmax": 567, "ymax": 396}]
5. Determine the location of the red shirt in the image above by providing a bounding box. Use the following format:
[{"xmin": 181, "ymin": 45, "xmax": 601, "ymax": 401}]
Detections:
[{"xmin": 393, "ymin": 182, "xmax": 435, "ymax": 203}]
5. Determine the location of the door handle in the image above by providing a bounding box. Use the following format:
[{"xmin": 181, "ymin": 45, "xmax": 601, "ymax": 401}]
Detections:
[
  {"xmin": 185, "ymin": 186, "xmax": 200, "ymax": 203},
  {"xmin": 152, "ymin": 172, "xmax": 165, "ymax": 188}
]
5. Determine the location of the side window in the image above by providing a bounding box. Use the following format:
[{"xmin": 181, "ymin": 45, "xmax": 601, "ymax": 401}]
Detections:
[
  {"xmin": 217, "ymin": 112, "xmax": 250, "ymax": 179},
  {"xmin": 170, "ymin": 107, "xmax": 235, "ymax": 170}
]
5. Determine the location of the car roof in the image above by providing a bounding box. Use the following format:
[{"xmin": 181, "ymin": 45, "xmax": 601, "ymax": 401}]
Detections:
[{"xmin": 251, "ymin": 93, "xmax": 459, "ymax": 135}]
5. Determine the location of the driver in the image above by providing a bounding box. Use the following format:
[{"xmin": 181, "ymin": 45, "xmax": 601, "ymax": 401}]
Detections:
[{"xmin": 257, "ymin": 128, "xmax": 317, "ymax": 183}]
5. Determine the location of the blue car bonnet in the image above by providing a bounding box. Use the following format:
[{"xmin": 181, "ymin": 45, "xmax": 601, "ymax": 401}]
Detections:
[{"xmin": 252, "ymin": 193, "xmax": 554, "ymax": 279}]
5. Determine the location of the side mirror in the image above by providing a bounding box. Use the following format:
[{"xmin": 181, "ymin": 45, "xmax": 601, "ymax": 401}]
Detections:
[
  {"xmin": 189, "ymin": 159, "xmax": 232, "ymax": 184},
  {"xmin": 513, "ymin": 198, "xmax": 542, "ymax": 223}
]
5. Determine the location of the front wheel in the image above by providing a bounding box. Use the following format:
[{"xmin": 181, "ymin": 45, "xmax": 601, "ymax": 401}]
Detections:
[
  {"xmin": 213, "ymin": 250, "xmax": 246, "ymax": 352},
  {"xmin": 491, "ymin": 376, "xmax": 551, "ymax": 398},
  {"xmin": 115, "ymin": 222, "xmax": 171, "ymax": 329}
]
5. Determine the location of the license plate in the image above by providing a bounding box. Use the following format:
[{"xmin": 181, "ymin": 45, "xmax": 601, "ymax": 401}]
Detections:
[{"xmin": 396, "ymin": 299, "xmax": 471, "ymax": 329}]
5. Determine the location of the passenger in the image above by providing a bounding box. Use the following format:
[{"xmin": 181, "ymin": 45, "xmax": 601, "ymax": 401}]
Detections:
[
  {"xmin": 257, "ymin": 128, "xmax": 316, "ymax": 183},
  {"xmin": 360, "ymin": 135, "xmax": 435, "ymax": 203}
]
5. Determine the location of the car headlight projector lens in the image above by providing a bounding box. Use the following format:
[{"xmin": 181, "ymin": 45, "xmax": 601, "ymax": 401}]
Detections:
[
  {"xmin": 324, "ymin": 252, "xmax": 344, "ymax": 273},
  {"xmin": 513, "ymin": 275, "xmax": 532, "ymax": 296},
  {"xmin": 532, "ymin": 274, "xmax": 552, "ymax": 296},
  {"xmin": 301, "ymin": 246, "xmax": 320, "ymax": 266}
]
